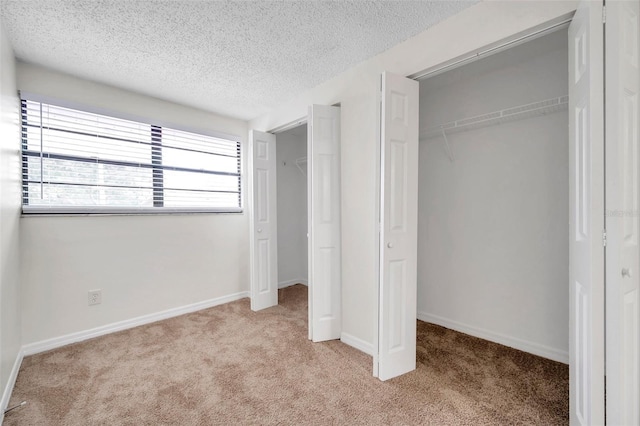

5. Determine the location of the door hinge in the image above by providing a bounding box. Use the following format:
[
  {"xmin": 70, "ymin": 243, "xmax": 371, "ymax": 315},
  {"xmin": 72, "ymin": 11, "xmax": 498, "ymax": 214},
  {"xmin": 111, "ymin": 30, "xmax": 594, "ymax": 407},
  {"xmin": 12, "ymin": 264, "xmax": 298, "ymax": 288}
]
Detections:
[
  {"xmin": 602, "ymin": 5, "xmax": 606, "ymax": 23},
  {"xmin": 603, "ymin": 230, "xmax": 607, "ymax": 247}
]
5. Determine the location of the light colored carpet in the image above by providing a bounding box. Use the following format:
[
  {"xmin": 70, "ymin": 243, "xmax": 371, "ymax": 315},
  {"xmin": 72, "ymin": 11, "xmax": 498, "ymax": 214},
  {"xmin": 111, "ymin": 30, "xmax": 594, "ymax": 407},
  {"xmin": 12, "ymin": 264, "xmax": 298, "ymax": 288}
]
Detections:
[{"xmin": 5, "ymin": 284, "xmax": 568, "ymax": 425}]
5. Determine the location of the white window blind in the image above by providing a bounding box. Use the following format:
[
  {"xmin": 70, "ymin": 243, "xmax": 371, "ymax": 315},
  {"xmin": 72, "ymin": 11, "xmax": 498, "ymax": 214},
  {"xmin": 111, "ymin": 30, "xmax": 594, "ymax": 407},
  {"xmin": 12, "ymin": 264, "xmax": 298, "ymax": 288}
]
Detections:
[{"xmin": 21, "ymin": 99, "xmax": 242, "ymax": 214}]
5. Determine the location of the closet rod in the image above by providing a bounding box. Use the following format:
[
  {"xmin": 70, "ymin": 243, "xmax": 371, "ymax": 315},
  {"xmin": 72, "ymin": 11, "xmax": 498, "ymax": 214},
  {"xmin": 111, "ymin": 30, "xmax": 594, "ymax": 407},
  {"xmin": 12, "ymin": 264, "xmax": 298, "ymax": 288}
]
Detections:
[{"xmin": 410, "ymin": 17, "xmax": 572, "ymax": 81}]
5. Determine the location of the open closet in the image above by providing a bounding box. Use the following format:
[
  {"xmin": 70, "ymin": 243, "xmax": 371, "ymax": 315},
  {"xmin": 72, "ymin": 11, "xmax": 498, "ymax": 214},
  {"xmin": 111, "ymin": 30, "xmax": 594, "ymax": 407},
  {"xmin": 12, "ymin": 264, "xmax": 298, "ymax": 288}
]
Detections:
[
  {"xmin": 416, "ymin": 29, "xmax": 570, "ymax": 362},
  {"xmin": 250, "ymin": 105, "xmax": 341, "ymax": 343},
  {"xmin": 276, "ymin": 124, "xmax": 308, "ymax": 289},
  {"xmin": 379, "ymin": 2, "xmax": 640, "ymax": 422},
  {"xmin": 377, "ymin": 27, "xmax": 572, "ymax": 382}
]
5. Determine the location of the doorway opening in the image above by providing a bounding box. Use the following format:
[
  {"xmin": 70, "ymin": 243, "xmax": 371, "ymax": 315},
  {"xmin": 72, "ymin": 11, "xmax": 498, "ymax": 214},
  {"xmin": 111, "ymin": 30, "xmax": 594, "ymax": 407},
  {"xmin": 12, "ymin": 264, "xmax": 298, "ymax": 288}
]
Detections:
[
  {"xmin": 415, "ymin": 26, "xmax": 570, "ymax": 420},
  {"xmin": 416, "ymin": 28, "xmax": 570, "ymax": 362},
  {"xmin": 275, "ymin": 123, "xmax": 309, "ymax": 299}
]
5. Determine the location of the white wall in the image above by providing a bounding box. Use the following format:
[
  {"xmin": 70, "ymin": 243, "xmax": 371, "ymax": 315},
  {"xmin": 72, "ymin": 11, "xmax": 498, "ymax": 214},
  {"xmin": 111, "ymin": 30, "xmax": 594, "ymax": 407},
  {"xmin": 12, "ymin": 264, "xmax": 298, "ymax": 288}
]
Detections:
[
  {"xmin": 417, "ymin": 30, "xmax": 569, "ymax": 362},
  {"xmin": 18, "ymin": 63, "xmax": 250, "ymax": 346},
  {"xmin": 0, "ymin": 22, "xmax": 22, "ymax": 413},
  {"xmin": 276, "ymin": 126, "xmax": 308, "ymax": 287},
  {"xmin": 250, "ymin": 1, "xmax": 577, "ymax": 353}
]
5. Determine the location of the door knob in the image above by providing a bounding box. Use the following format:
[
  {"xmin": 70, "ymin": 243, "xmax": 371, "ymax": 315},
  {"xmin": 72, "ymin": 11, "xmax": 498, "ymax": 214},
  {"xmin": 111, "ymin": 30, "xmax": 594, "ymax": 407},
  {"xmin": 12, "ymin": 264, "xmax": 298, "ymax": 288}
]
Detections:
[
  {"xmin": 257, "ymin": 228, "xmax": 262, "ymax": 233},
  {"xmin": 622, "ymin": 268, "xmax": 631, "ymax": 278},
  {"xmin": 387, "ymin": 242, "xmax": 393, "ymax": 248}
]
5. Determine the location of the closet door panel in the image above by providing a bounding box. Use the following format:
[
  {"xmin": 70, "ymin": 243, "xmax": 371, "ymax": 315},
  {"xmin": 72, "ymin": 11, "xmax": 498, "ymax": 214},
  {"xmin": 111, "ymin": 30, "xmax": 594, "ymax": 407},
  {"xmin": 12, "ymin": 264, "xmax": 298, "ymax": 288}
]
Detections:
[
  {"xmin": 378, "ymin": 72, "xmax": 419, "ymax": 381},
  {"xmin": 605, "ymin": 0, "xmax": 640, "ymax": 424},
  {"xmin": 250, "ymin": 130, "xmax": 278, "ymax": 311},
  {"xmin": 308, "ymin": 105, "xmax": 342, "ymax": 342},
  {"xmin": 568, "ymin": 1, "xmax": 605, "ymax": 424}
]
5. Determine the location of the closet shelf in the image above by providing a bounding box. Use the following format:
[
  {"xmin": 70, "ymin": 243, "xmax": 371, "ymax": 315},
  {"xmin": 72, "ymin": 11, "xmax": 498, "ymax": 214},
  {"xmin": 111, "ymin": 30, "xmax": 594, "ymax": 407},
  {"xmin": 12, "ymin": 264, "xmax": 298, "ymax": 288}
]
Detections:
[{"xmin": 420, "ymin": 95, "xmax": 569, "ymax": 141}]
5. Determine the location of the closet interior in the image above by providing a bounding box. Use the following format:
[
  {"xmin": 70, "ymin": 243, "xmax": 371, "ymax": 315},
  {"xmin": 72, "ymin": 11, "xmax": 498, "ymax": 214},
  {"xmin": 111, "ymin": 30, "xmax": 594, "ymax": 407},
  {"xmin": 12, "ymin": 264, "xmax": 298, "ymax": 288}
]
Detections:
[
  {"xmin": 276, "ymin": 124, "xmax": 309, "ymax": 289},
  {"xmin": 416, "ymin": 28, "xmax": 570, "ymax": 362}
]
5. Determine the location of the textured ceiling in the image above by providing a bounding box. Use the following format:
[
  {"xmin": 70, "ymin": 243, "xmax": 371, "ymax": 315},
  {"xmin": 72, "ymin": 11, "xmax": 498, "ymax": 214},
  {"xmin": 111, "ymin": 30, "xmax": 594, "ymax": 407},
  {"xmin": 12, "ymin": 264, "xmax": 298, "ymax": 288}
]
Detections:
[{"xmin": 0, "ymin": 0, "xmax": 478, "ymax": 121}]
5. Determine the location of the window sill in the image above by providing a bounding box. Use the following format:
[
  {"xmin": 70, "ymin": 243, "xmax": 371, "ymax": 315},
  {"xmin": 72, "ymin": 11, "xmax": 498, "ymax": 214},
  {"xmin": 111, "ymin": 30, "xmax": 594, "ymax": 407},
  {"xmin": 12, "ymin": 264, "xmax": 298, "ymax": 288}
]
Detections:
[{"xmin": 21, "ymin": 207, "xmax": 244, "ymax": 217}]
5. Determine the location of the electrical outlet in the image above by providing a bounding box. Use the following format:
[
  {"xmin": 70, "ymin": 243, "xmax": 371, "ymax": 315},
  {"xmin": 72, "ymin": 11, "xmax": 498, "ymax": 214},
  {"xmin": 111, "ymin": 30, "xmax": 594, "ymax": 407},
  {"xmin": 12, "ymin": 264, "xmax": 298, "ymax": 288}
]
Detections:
[{"xmin": 88, "ymin": 290, "xmax": 102, "ymax": 306}]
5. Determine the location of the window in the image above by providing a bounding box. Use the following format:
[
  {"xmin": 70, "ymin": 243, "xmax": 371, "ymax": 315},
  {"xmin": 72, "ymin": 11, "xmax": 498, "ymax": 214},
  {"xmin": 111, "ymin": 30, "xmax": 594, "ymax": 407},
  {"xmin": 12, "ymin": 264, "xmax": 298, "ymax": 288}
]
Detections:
[{"xmin": 21, "ymin": 99, "xmax": 242, "ymax": 214}]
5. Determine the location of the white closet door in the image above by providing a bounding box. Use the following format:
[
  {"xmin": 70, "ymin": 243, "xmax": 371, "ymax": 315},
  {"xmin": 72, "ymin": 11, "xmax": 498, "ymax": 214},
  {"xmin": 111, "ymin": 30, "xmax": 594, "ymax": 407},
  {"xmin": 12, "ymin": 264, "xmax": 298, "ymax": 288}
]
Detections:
[
  {"xmin": 605, "ymin": 0, "xmax": 640, "ymax": 424},
  {"xmin": 308, "ymin": 105, "xmax": 342, "ymax": 342},
  {"xmin": 378, "ymin": 72, "xmax": 419, "ymax": 381},
  {"xmin": 568, "ymin": 2, "xmax": 605, "ymax": 424},
  {"xmin": 249, "ymin": 130, "xmax": 278, "ymax": 311}
]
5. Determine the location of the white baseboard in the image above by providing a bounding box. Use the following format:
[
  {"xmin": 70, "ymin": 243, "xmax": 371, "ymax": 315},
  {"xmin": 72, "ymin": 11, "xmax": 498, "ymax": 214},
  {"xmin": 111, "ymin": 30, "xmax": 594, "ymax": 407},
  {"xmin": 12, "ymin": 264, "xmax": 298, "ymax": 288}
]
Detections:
[
  {"xmin": 340, "ymin": 332, "xmax": 374, "ymax": 356},
  {"xmin": 417, "ymin": 311, "xmax": 569, "ymax": 364},
  {"xmin": 278, "ymin": 279, "xmax": 308, "ymax": 289},
  {"xmin": 22, "ymin": 291, "xmax": 249, "ymax": 357},
  {"xmin": 1, "ymin": 348, "xmax": 24, "ymax": 424}
]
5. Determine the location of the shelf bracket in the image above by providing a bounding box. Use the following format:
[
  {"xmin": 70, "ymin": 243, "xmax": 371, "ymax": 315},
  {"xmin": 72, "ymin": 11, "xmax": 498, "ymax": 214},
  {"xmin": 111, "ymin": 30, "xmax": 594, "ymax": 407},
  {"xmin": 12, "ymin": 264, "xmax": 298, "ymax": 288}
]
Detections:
[
  {"xmin": 442, "ymin": 129, "xmax": 455, "ymax": 162},
  {"xmin": 295, "ymin": 157, "xmax": 307, "ymax": 176}
]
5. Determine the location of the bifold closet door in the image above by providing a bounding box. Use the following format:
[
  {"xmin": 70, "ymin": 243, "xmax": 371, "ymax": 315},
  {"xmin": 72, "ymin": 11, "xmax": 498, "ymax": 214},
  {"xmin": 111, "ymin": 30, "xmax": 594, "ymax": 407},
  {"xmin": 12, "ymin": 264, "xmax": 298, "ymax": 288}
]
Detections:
[
  {"xmin": 249, "ymin": 130, "xmax": 278, "ymax": 311},
  {"xmin": 605, "ymin": 0, "xmax": 640, "ymax": 424},
  {"xmin": 378, "ymin": 72, "xmax": 419, "ymax": 381},
  {"xmin": 308, "ymin": 105, "xmax": 342, "ymax": 342},
  {"xmin": 568, "ymin": 1, "xmax": 605, "ymax": 424}
]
